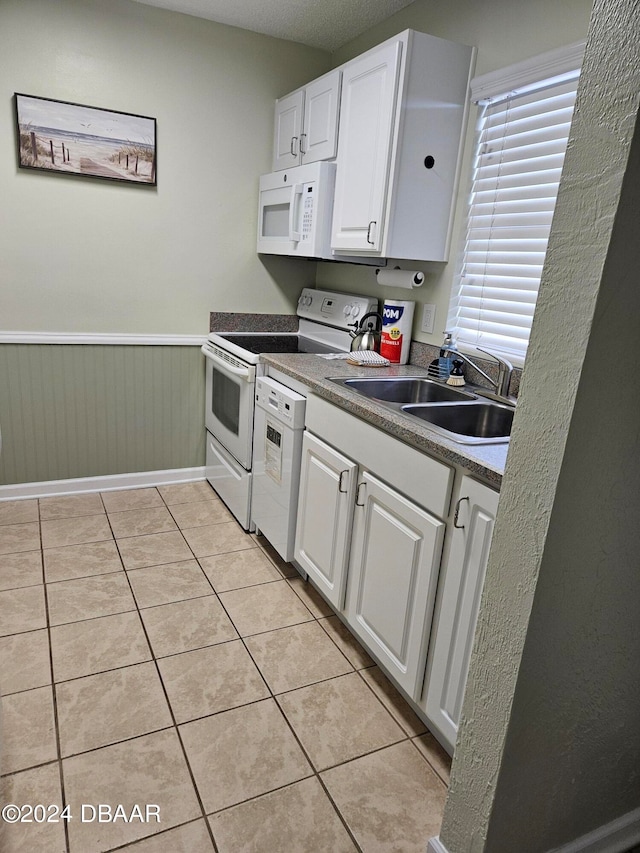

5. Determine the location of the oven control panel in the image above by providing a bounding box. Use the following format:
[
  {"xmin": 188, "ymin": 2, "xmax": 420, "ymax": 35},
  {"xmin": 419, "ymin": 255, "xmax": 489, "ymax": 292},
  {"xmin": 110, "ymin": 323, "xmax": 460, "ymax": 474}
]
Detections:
[{"xmin": 296, "ymin": 288, "xmax": 378, "ymax": 331}]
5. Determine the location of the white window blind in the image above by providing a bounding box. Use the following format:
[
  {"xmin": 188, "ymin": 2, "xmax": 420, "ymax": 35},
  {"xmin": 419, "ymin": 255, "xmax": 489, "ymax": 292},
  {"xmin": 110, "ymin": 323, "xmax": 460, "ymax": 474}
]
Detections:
[{"xmin": 448, "ymin": 59, "xmax": 581, "ymax": 365}]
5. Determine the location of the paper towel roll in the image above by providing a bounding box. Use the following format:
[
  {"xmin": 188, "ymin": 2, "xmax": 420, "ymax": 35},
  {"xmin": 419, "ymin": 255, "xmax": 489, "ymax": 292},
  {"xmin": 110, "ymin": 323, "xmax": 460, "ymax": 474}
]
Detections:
[{"xmin": 375, "ymin": 268, "xmax": 424, "ymax": 289}]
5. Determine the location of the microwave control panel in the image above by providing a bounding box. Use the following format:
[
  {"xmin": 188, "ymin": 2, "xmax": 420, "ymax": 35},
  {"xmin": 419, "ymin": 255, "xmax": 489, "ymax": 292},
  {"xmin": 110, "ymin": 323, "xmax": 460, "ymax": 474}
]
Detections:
[{"xmin": 301, "ymin": 185, "xmax": 315, "ymax": 239}]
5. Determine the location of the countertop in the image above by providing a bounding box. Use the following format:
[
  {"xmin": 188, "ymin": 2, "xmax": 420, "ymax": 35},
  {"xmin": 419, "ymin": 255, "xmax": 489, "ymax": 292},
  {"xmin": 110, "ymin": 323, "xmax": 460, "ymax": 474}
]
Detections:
[{"xmin": 261, "ymin": 353, "xmax": 509, "ymax": 487}]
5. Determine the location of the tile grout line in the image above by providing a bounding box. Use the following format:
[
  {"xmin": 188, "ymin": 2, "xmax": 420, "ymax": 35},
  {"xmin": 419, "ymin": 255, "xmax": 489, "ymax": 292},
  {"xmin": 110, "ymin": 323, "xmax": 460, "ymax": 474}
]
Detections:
[
  {"xmin": 270, "ymin": 699, "xmax": 365, "ymax": 853},
  {"xmin": 106, "ymin": 488, "xmax": 222, "ymax": 853},
  {"xmin": 252, "ymin": 537, "xmax": 452, "ymax": 787},
  {"xmin": 38, "ymin": 495, "xmax": 72, "ymax": 853},
  {"xmin": 407, "ymin": 737, "xmax": 451, "ymax": 789},
  {"xmin": 352, "ymin": 661, "xmax": 452, "ymax": 786},
  {"xmin": 170, "ymin": 503, "xmax": 432, "ymax": 847},
  {"xmin": 210, "ymin": 587, "xmax": 366, "ymax": 853},
  {"xmin": 212, "ymin": 533, "xmax": 414, "ymax": 851},
  {"xmin": 100, "ymin": 818, "xmax": 208, "ymax": 853},
  {"xmin": 160, "ymin": 506, "xmax": 365, "ymax": 850},
  {"xmin": 37, "ymin": 472, "xmax": 229, "ymax": 852},
  {"xmin": 255, "ymin": 538, "xmax": 452, "ymax": 788}
]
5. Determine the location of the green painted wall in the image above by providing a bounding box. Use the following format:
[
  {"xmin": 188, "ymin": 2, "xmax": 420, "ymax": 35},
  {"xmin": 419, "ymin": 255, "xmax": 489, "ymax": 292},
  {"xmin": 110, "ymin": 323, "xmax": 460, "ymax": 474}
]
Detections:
[
  {"xmin": 0, "ymin": 0, "xmax": 327, "ymax": 334},
  {"xmin": 0, "ymin": 345, "xmax": 205, "ymax": 485}
]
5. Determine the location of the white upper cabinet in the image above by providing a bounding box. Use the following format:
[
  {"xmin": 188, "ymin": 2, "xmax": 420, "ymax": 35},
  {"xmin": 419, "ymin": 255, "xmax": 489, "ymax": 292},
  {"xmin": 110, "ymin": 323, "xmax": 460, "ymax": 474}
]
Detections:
[
  {"xmin": 272, "ymin": 70, "xmax": 342, "ymax": 171},
  {"xmin": 330, "ymin": 40, "xmax": 402, "ymax": 254},
  {"xmin": 301, "ymin": 72, "xmax": 342, "ymax": 164},
  {"xmin": 331, "ymin": 29, "xmax": 475, "ymax": 262},
  {"xmin": 272, "ymin": 90, "xmax": 304, "ymax": 171}
]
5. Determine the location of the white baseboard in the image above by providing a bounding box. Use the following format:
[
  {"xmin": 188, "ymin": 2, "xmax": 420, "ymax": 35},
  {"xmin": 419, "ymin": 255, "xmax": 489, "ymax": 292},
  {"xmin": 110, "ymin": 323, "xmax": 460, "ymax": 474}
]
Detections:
[
  {"xmin": 548, "ymin": 806, "xmax": 640, "ymax": 853},
  {"xmin": 0, "ymin": 467, "xmax": 207, "ymax": 501},
  {"xmin": 425, "ymin": 807, "xmax": 640, "ymax": 853}
]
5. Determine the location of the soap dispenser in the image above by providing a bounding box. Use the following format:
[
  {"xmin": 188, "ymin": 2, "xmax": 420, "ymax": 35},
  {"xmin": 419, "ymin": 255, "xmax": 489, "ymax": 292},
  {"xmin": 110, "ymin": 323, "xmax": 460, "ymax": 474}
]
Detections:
[
  {"xmin": 428, "ymin": 331, "xmax": 456, "ymax": 380},
  {"xmin": 438, "ymin": 332, "xmax": 456, "ymax": 378}
]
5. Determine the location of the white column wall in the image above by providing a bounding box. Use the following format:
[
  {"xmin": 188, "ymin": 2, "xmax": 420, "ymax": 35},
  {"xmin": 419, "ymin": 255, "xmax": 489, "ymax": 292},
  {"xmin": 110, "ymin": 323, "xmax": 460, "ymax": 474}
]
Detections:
[{"xmin": 440, "ymin": 0, "xmax": 640, "ymax": 849}]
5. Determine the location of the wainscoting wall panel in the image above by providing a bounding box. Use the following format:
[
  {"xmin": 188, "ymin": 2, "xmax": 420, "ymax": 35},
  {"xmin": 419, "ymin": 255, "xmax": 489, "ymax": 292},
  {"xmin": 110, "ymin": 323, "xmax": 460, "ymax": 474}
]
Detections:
[{"xmin": 0, "ymin": 344, "xmax": 205, "ymax": 486}]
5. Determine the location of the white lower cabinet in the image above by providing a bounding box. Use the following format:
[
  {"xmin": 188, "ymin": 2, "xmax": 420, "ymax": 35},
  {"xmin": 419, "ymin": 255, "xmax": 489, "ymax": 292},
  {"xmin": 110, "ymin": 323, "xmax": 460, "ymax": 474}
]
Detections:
[
  {"xmin": 345, "ymin": 471, "xmax": 445, "ymax": 696},
  {"xmin": 295, "ymin": 395, "xmax": 453, "ymax": 702},
  {"xmin": 294, "ymin": 395, "xmax": 501, "ymax": 757},
  {"xmin": 421, "ymin": 475, "xmax": 499, "ymax": 751},
  {"xmin": 294, "ymin": 431, "xmax": 357, "ymax": 610}
]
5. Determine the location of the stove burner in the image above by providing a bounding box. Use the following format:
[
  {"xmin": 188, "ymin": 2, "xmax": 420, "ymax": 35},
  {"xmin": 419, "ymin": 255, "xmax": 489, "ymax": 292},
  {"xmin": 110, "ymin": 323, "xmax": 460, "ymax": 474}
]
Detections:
[
  {"xmin": 218, "ymin": 334, "xmax": 336, "ymax": 355},
  {"xmin": 219, "ymin": 334, "xmax": 299, "ymax": 354}
]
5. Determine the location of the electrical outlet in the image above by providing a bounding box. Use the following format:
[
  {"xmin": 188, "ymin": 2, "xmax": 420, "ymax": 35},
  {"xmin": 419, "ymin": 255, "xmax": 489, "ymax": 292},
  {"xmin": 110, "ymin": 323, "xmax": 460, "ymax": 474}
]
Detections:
[{"xmin": 421, "ymin": 303, "xmax": 436, "ymax": 334}]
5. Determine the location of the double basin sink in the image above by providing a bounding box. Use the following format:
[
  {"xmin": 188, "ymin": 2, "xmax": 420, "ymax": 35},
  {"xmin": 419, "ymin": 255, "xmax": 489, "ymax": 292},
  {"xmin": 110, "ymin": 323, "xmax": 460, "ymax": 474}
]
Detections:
[{"xmin": 329, "ymin": 377, "xmax": 514, "ymax": 444}]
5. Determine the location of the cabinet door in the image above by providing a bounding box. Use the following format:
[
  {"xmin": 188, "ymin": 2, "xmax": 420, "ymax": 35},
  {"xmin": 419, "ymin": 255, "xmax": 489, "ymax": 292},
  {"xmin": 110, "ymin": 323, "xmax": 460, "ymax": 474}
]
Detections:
[
  {"xmin": 422, "ymin": 477, "xmax": 499, "ymax": 751},
  {"xmin": 272, "ymin": 89, "xmax": 304, "ymax": 171},
  {"xmin": 345, "ymin": 471, "xmax": 445, "ymax": 697},
  {"xmin": 294, "ymin": 432, "xmax": 357, "ymax": 610},
  {"xmin": 330, "ymin": 40, "xmax": 402, "ymax": 254},
  {"xmin": 301, "ymin": 70, "xmax": 341, "ymax": 165}
]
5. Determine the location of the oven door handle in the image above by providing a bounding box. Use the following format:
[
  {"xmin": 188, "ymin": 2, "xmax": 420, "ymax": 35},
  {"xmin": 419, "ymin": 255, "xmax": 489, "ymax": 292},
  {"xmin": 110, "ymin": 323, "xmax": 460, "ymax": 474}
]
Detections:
[{"xmin": 200, "ymin": 345, "xmax": 256, "ymax": 381}]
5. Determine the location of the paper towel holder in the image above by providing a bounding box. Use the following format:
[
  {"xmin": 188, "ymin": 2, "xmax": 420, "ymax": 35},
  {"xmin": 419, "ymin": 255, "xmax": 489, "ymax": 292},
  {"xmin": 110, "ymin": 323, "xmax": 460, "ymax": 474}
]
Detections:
[{"xmin": 375, "ymin": 266, "xmax": 424, "ymax": 289}]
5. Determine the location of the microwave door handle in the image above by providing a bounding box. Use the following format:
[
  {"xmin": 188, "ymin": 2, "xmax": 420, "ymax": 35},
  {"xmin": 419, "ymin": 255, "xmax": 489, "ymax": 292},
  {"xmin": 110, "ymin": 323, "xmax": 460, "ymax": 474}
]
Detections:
[
  {"xmin": 288, "ymin": 183, "xmax": 304, "ymax": 243},
  {"xmin": 200, "ymin": 345, "xmax": 255, "ymax": 381}
]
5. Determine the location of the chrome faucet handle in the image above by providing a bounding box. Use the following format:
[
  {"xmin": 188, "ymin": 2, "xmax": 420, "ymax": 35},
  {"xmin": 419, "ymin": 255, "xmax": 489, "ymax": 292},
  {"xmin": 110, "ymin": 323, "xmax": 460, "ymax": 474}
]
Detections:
[
  {"xmin": 476, "ymin": 347, "xmax": 513, "ymax": 396},
  {"xmin": 476, "ymin": 347, "xmax": 513, "ymax": 371}
]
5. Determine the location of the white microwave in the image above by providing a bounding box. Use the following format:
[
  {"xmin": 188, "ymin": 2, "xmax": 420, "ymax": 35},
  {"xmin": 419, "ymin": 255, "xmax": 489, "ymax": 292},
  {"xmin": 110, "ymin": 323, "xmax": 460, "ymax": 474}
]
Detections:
[{"xmin": 257, "ymin": 161, "xmax": 336, "ymax": 258}]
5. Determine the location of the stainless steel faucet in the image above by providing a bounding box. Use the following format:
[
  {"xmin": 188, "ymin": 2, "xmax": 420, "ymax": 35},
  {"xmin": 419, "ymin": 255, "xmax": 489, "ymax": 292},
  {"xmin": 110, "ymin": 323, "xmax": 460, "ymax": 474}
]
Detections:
[{"xmin": 447, "ymin": 346, "xmax": 514, "ymax": 400}]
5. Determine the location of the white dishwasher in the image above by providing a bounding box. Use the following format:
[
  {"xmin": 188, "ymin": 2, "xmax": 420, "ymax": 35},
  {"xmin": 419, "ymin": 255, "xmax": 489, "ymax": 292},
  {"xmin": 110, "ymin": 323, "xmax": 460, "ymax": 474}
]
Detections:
[{"xmin": 251, "ymin": 377, "xmax": 306, "ymax": 562}]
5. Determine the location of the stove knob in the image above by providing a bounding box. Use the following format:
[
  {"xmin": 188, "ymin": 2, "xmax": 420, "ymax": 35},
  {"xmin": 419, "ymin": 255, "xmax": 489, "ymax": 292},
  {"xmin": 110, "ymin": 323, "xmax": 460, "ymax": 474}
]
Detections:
[
  {"xmin": 343, "ymin": 303, "xmax": 353, "ymax": 317},
  {"xmin": 351, "ymin": 305, "xmax": 361, "ymax": 319},
  {"xmin": 304, "ymin": 294, "xmax": 313, "ymax": 306}
]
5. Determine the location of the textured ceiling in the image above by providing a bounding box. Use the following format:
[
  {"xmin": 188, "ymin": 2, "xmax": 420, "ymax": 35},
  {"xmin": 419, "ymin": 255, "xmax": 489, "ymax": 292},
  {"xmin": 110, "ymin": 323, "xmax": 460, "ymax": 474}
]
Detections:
[{"xmin": 130, "ymin": 0, "xmax": 416, "ymax": 52}]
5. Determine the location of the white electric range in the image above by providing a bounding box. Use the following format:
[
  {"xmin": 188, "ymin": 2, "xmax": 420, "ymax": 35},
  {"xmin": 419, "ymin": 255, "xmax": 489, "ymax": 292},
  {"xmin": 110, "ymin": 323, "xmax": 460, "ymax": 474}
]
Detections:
[{"xmin": 201, "ymin": 287, "xmax": 378, "ymax": 531}]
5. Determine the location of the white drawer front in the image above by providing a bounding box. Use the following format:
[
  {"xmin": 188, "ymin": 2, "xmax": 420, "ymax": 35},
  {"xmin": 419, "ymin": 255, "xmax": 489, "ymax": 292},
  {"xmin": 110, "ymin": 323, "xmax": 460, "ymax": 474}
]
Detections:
[{"xmin": 306, "ymin": 394, "xmax": 453, "ymax": 519}]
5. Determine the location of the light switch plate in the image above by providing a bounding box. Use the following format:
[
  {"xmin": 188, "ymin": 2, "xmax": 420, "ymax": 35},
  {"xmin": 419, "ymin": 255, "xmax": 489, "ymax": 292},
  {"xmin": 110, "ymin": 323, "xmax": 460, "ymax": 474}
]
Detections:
[{"xmin": 421, "ymin": 303, "xmax": 436, "ymax": 334}]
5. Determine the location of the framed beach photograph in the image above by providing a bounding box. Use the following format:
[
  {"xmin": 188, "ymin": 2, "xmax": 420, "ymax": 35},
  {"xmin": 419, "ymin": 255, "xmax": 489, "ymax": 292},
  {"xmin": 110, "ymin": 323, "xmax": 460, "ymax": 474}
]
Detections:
[{"xmin": 15, "ymin": 93, "xmax": 156, "ymax": 185}]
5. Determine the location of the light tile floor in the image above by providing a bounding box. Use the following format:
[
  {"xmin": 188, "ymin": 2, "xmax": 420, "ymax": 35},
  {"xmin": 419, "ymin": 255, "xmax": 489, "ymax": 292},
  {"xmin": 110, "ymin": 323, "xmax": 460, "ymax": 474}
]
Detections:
[{"xmin": 0, "ymin": 481, "xmax": 451, "ymax": 852}]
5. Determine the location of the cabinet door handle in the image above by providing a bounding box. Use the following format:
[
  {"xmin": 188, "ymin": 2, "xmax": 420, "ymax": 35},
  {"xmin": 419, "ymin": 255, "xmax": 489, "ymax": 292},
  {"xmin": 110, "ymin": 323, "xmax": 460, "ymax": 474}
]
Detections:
[
  {"xmin": 366, "ymin": 221, "xmax": 376, "ymax": 245},
  {"xmin": 299, "ymin": 133, "xmax": 306, "ymax": 155},
  {"xmin": 355, "ymin": 481, "xmax": 366, "ymax": 507},
  {"xmin": 453, "ymin": 496, "xmax": 469, "ymax": 529},
  {"xmin": 290, "ymin": 136, "xmax": 298, "ymax": 156},
  {"xmin": 338, "ymin": 469, "xmax": 349, "ymax": 493}
]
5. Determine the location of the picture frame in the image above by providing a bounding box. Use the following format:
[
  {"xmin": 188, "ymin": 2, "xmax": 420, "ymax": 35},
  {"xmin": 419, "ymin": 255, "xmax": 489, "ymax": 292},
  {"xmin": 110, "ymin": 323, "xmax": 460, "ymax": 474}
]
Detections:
[{"xmin": 14, "ymin": 93, "xmax": 157, "ymax": 186}]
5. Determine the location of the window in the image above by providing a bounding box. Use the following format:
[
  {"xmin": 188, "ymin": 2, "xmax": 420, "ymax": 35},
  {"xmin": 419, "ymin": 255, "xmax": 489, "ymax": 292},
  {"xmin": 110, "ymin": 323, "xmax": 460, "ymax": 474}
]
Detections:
[{"xmin": 447, "ymin": 43, "xmax": 584, "ymax": 365}]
